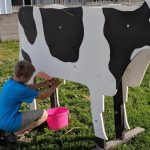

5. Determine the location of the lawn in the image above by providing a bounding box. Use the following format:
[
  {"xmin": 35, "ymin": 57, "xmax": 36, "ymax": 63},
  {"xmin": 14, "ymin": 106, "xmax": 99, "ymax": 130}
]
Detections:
[{"xmin": 0, "ymin": 41, "xmax": 150, "ymax": 150}]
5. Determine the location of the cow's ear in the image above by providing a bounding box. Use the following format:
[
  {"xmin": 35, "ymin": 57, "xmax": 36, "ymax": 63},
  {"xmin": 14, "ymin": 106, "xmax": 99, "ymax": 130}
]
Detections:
[{"xmin": 18, "ymin": 6, "xmax": 37, "ymax": 45}]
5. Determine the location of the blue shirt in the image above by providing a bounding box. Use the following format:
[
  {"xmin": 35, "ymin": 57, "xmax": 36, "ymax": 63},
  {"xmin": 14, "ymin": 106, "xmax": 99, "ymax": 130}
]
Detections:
[{"xmin": 0, "ymin": 79, "xmax": 39, "ymax": 132}]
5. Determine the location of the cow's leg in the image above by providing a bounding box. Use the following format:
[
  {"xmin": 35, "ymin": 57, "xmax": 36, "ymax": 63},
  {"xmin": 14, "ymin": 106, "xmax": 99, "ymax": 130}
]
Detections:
[
  {"xmin": 90, "ymin": 90, "xmax": 108, "ymax": 142},
  {"xmin": 122, "ymin": 48, "xmax": 150, "ymax": 129},
  {"xmin": 122, "ymin": 85, "xmax": 130, "ymax": 129},
  {"xmin": 113, "ymin": 81, "xmax": 125, "ymax": 139}
]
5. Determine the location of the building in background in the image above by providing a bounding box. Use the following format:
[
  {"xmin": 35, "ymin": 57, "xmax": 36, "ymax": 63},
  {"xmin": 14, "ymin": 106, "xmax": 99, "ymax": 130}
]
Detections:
[
  {"xmin": 0, "ymin": 0, "xmax": 12, "ymax": 14},
  {"xmin": 0, "ymin": 0, "xmax": 143, "ymax": 14},
  {"xmin": 11, "ymin": 0, "xmax": 56, "ymax": 6},
  {"xmin": 12, "ymin": 0, "xmax": 31, "ymax": 5}
]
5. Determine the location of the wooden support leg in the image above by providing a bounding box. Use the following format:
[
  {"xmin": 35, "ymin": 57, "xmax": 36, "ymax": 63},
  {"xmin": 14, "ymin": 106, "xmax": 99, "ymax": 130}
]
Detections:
[
  {"xmin": 50, "ymin": 88, "xmax": 59, "ymax": 108},
  {"xmin": 95, "ymin": 137, "xmax": 106, "ymax": 149}
]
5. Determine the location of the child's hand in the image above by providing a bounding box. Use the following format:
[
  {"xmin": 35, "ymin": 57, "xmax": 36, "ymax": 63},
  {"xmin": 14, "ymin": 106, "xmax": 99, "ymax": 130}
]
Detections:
[
  {"xmin": 43, "ymin": 78, "xmax": 61, "ymax": 87},
  {"xmin": 43, "ymin": 80, "xmax": 53, "ymax": 86},
  {"xmin": 51, "ymin": 78, "xmax": 61, "ymax": 87}
]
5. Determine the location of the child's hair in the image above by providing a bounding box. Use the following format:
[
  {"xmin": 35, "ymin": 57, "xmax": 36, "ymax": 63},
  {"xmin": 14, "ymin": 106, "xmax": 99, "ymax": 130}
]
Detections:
[{"xmin": 14, "ymin": 60, "xmax": 35, "ymax": 78}]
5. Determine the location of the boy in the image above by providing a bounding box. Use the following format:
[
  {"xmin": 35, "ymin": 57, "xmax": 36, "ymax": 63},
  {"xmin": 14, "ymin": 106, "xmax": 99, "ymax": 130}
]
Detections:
[{"xmin": 0, "ymin": 60, "xmax": 60, "ymax": 142}]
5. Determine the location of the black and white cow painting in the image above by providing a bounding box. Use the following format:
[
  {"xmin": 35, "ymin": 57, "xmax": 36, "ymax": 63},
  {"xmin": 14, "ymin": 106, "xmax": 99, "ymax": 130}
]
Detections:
[{"xmin": 18, "ymin": 1, "xmax": 150, "ymax": 140}]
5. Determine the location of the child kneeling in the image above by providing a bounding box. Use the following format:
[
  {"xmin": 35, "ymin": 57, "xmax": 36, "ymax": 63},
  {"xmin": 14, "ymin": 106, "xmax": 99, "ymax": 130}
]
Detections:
[{"xmin": 0, "ymin": 60, "xmax": 60, "ymax": 141}]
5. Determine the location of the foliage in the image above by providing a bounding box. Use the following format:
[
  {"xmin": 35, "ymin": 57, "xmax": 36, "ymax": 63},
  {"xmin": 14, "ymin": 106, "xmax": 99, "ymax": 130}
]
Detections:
[{"xmin": 0, "ymin": 42, "xmax": 150, "ymax": 150}]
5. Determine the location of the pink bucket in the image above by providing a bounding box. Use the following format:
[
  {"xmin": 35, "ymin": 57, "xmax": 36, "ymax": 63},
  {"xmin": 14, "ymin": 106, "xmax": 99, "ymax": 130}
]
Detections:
[{"xmin": 47, "ymin": 107, "xmax": 69, "ymax": 131}]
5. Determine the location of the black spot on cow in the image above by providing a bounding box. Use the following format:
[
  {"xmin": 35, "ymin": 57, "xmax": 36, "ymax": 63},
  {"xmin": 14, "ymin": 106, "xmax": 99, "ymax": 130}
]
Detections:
[
  {"xmin": 22, "ymin": 49, "xmax": 32, "ymax": 63},
  {"xmin": 40, "ymin": 7, "xmax": 84, "ymax": 62},
  {"xmin": 103, "ymin": 2, "xmax": 150, "ymax": 88},
  {"xmin": 18, "ymin": 6, "xmax": 37, "ymax": 44}
]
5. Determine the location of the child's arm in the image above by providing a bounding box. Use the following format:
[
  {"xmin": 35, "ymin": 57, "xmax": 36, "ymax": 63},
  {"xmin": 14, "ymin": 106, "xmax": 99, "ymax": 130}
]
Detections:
[
  {"xmin": 28, "ymin": 80, "xmax": 53, "ymax": 90},
  {"xmin": 36, "ymin": 79, "xmax": 60, "ymax": 99}
]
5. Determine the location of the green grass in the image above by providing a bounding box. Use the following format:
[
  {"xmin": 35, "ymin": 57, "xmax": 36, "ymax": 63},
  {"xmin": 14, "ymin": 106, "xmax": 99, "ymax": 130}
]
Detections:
[{"xmin": 0, "ymin": 41, "xmax": 150, "ymax": 150}]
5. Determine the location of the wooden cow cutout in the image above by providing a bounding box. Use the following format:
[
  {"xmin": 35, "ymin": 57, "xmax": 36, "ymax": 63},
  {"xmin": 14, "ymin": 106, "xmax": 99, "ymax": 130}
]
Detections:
[{"xmin": 18, "ymin": 1, "xmax": 150, "ymax": 140}]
